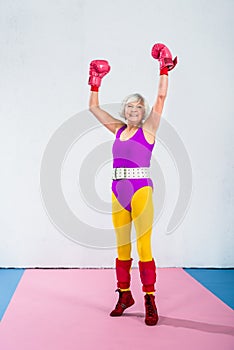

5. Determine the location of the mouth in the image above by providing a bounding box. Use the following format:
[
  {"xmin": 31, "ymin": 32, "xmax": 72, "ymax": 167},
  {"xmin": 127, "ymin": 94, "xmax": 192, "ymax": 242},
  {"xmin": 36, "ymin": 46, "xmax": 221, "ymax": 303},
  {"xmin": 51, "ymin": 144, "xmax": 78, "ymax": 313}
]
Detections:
[{"xmin": 128, "ymin": 114, "xmax": 138, "ymax": 118}]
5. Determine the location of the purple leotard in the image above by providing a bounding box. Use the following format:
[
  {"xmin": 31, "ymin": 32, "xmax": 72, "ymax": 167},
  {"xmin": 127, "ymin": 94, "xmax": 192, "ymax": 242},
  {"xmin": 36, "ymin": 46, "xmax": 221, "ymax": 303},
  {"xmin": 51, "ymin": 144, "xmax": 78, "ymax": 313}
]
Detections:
[{"xmin": 112, "ymin": 125, "xmax": 155, "ymax": 211}]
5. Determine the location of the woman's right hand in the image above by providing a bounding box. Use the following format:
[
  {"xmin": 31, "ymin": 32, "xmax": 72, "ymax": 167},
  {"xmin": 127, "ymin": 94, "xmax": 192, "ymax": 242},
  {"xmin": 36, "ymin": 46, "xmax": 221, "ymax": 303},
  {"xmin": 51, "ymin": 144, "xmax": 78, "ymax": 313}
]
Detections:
[{"xmin": 88, "ymin": 60, "xmax": 111, "ymax": 91}]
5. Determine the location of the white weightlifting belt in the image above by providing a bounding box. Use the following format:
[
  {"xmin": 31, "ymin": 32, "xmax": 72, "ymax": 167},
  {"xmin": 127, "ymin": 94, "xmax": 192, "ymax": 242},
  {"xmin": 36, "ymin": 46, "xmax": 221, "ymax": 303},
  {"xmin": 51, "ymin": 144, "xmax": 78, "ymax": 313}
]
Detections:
[{"xmin": 112, "ymin": 167, "xmax": 150, "ymax": 180}]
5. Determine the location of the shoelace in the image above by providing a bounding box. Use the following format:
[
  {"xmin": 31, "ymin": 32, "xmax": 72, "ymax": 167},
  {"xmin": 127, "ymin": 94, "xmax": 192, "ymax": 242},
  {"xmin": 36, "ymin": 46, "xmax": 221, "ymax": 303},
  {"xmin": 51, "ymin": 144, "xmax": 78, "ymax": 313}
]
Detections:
[
  {"xmin": 115, "ymin": 289, "xmax": 127, "ymax": 309},
  {"xmin": 145, "ymin": 296, "xmax": 156, "ymax": 317}
]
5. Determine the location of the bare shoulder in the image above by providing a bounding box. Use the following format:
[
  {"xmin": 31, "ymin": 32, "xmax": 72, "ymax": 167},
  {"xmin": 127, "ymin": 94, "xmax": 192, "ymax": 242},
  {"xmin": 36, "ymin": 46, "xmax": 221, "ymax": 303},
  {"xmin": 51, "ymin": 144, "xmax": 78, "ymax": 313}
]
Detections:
[
  {"xmin": 115, "ymin": 123, "xmax": 126, "ymax": 135},
  {"xmin": 142, "ymin": 127, "xmax": 155, "ymax": 145}
]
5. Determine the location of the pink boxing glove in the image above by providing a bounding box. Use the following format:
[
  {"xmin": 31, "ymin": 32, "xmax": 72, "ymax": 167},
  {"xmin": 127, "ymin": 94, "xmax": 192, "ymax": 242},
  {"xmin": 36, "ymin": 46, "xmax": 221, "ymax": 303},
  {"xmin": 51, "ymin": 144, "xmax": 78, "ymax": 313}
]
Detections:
[
  {"xmin": 151, "ymin": 43, "xmax": 177, "ymax": 74},
  {"xmin": 88, "ymin": 59, "xmax": 111, "ymax": 91}
]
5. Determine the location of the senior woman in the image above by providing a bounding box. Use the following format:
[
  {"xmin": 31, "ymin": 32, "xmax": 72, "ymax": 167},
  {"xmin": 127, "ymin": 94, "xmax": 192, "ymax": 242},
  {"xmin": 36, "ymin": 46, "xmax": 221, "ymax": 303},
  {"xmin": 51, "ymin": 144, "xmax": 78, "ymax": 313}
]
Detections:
[{"xmin": 88, "ymin": 43, "xmax": 177, "ymax": 326}]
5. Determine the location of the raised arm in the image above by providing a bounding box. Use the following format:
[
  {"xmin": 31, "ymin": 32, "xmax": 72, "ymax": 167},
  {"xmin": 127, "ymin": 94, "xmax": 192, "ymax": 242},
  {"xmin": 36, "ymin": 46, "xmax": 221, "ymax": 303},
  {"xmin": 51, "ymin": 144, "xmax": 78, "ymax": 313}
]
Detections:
[
  {"xmin": 88, "ymin": 60, "xmax": 124, "ymax": 134},
  {"xmin": 143, "ymin": 43, "xmax": 177, "ymax": 137}
]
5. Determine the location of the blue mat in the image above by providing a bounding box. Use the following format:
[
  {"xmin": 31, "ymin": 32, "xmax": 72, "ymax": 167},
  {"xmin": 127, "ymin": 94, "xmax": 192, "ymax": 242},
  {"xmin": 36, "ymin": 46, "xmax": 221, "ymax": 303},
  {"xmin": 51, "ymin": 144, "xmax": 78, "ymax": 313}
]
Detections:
[
  {"xmin": 0, "ymin": 269, "xmax": 25, "ymax": 321},
  {"xmin": 184, "ymin": 268, "xmax": 234, "ymax": 309}
]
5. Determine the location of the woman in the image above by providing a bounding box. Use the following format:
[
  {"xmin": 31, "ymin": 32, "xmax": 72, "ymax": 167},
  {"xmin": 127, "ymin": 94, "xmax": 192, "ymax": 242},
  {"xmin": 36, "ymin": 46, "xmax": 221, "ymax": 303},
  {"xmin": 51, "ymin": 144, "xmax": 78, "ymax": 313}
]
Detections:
[{"xmin": 88, "ymin": 43, "xmax": 177, "ymax": 326}]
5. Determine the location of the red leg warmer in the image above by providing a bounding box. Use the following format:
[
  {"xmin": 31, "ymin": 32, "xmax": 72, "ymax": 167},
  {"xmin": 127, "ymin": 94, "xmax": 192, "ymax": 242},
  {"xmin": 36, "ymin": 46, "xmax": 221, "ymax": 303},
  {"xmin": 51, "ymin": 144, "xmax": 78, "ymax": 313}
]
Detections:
[
  {"xmin": 138, "ymin": 259, "xmax": 156, "ymax": 293},
  {"xmin": 116, "ymin": 258, "xmax": 133, "ymax": 290}
]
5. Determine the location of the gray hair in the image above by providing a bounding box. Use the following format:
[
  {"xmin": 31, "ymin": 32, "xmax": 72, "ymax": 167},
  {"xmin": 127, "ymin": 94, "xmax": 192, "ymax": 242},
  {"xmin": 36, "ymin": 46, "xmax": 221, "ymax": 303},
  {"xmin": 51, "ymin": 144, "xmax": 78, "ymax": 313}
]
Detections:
[{"xmin": 119, "ymin": 93, "xmax": 150, "ymax": 120}]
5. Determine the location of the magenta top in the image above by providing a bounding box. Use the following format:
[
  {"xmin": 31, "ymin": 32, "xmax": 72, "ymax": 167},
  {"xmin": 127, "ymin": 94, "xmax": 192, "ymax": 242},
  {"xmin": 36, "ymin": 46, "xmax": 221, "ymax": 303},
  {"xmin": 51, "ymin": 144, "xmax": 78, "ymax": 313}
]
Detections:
[
  {"xmin": 112, "ymin": 125, "xmax": 155, "ymax": 168},
  {"xmin": 111, "ymin": 125, "xmax": 155, "ymax": 211}
]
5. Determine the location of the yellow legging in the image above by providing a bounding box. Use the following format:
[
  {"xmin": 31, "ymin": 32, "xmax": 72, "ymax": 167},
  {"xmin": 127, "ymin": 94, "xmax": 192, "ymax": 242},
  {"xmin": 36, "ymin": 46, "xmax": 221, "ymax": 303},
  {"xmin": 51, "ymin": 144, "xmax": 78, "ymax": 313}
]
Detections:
[{"xmin": 112, "ymin": 186, "xmax": 154, "ymax": 262}]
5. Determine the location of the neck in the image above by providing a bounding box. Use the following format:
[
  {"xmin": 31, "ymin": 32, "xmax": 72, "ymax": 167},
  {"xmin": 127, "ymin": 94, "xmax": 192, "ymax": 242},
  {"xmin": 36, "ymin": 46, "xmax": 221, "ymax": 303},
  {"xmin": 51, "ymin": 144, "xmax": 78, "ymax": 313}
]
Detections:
[{"xmin": 126, "ymin": 122, "xmax": 142, "ymax": 130}]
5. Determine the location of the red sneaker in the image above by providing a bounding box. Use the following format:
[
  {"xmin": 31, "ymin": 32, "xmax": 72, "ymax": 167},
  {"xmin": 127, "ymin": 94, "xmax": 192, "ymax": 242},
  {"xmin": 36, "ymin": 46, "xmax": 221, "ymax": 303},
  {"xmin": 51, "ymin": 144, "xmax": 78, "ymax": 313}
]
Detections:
[
  {"xmin": 110, "ymin": 289, "xmax": 135, "ymax": 316},
  {"xmin": 144, "ymin": 294, "xmax": 159, "ymax": 326}
]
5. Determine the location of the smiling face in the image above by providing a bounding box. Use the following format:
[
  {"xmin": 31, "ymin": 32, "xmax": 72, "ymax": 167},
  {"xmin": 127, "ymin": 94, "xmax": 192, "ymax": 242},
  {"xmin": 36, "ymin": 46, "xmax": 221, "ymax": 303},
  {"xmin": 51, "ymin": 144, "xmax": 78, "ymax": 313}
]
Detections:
[{"xmin": 124, "ymin": 100, "xmax": 145, "ymax": 126}]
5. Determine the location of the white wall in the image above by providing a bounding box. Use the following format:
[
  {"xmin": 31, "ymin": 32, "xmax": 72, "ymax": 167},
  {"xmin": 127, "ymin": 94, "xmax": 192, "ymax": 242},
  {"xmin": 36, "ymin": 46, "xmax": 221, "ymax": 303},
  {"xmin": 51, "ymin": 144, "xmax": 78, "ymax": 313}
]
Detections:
[{"xmin": 0, "ymin": 0, "xmax": 233, "ymax": 267}]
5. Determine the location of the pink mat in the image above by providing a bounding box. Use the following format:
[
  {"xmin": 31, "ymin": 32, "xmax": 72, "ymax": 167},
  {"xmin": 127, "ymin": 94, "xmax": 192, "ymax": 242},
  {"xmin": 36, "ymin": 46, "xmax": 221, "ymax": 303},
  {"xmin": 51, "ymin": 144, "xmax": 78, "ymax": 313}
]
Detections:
[{"xmin": 0, "ymin": 269, "xmax": 233, "ymax": 350}]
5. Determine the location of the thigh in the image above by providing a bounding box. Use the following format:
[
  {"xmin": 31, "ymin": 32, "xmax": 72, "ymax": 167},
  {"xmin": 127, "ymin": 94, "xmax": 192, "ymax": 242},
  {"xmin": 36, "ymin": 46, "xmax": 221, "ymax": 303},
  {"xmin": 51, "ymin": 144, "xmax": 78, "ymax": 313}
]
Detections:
[
  {"xmin": 131, "ymin": 186, "xmax": 154, "ymax": 238},
  {"xmin": 112, "ymin": 192, "xmax": 132, "ymax": 247}
]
